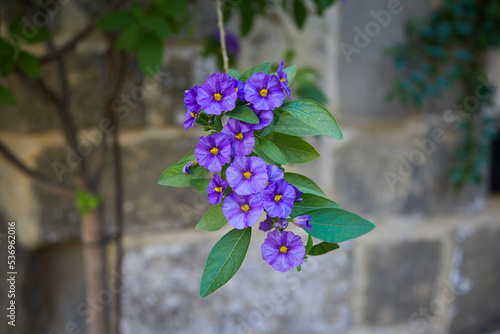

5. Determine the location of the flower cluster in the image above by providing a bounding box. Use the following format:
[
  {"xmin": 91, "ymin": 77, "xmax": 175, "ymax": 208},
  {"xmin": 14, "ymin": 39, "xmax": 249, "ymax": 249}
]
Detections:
[{"xmin": 183, "ymin": 62, "xmax": 310, "ymax": 272}]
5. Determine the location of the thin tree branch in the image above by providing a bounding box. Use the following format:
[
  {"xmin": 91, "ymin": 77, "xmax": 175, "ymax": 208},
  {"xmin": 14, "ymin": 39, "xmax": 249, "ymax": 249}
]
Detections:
[
  {"xmin": 216, "ymin": 0, "xmax": 229, "ymax": 74},
  {"xmin": 0, "ymin": 140, "xmax": 76, "ymax": 198},
  {"xmin": 39, "ymin": 0, "xmax": 129, "ymax": 64},
  {"xmin": 47, "ymin": 38, "xmax": 89, "ymax": 180},
  {"xmin": 40, "ymin": 24, "xmax": 95, "ymax": 64}
]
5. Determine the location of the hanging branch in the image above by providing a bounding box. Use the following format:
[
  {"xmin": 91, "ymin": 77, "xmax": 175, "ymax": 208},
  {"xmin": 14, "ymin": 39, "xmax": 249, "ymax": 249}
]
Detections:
[
  {"xmin": 0, "ymin": 140, "xmax": 76, "ymax": 198},
  {"xmin": 216, "ymin": 0, "xmax": 229, "ymax": 74}
]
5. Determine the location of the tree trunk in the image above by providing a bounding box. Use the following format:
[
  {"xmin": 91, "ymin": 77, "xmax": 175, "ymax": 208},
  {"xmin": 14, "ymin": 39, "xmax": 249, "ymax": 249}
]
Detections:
[{"xmin": 81, "ymin": 209, "xmax": 108, "ymax": 334}]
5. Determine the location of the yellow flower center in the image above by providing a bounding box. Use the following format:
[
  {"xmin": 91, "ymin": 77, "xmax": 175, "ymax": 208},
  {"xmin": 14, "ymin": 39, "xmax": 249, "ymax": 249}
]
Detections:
[
  {"xmin": 274, "ymin": 194, "xmax": 282, "ymax": 202},
  {"xmin": 215, "ymin": 186, "xmax": 223, "ymax": 193},
  {"xmin": 210, "ymin": 147, "xmax": 219, "ymax": 155},
  {"xmin": 235, "ymin": 133, "xmax": 244, "ymax": 140},
  {"xmin": 235, "ymin": 87, "xmax": 238, "ymax": 92},
  {"xmin": 281, "ymin": 78, "xmax": 286, "ymax": 83},
  {"xmin": 241, "ymin": 204, "xmax": 250, "ymax": 212},
  {"xmin": 190, "ymin": 112, "xmax": 197, "ymax": 118},
  {"xmin": 243, "ymin": 170, "xmax": 252, "ymax": 179},
  {"xmin": 213, "ymin": 92, "xmax": 222, "ymax": 101},
  {"xmin": 279, "ymin": 245, "xmax": 289, "ymax": 253},
  {"xmin": 259, "ymin": 89, "xmax": 268, "ymax": 97}
]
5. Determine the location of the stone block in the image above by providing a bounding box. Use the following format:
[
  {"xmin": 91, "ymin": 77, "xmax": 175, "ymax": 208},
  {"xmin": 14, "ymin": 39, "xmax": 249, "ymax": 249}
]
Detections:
[
  {"xmin": 121, "ymin": 231, "xmax": 353, "ymax": 334},
  {"xmin": 30, "ymin": 132, "xmax": 206, "ymax": 245},
  {"xmin": 1, "ymin": 53, "xmax": 147, "ymax": 134},
  {"xmin": 101, "ymin": 134, "xmax": 207, "ymax": 234},
  {"xmin": 21, "ymin": 242, "xmax": 87, "ymax": 334},
  {"xmin": 334, "ymin": 125, "xmax": 488, "ymax": 215},
  {"xmin": 448, "ymin": 227, "xmax": 500, "ymax": 334},
  {"xmin": 337, "ymin": 0, "xmax": 433, "ymax": 120},
  {"xmin": 363, "ymin": 240, "xmax": 442, "ymax": 325}
]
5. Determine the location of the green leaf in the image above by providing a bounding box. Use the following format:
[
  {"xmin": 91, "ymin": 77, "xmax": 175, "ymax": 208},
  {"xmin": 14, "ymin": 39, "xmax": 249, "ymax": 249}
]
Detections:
[
  {"xmin": 290, "ymin": 194, "xmax": 340, "ymax": 217},
  {"xmin": 307, "ymin": 208, "xmax": 375, "ymax": 243},
  {"xmin": 305, "ymin": 235, "xmax": 313, "ymax": 254},
  {"xmin": 273, "ymin": 110, "xmax": 322, "ymax": 136},
  {"xmin": 158, "ymin": 150, "xmax": 209, "ymax": 187},
  {"xmin": 160, "ymin": 0, "xmax": 189, "ymax": 17},
  {"xmin": 136, "ymin": 33, "xmax": 163, "ymax": 76},
  {"xmin": 253, "ymin": 144, "xmax": 278, "ymax": 165},
  {"xmin": 293, "ymin": 0, "xmax": 307, "ymax": 28},
  {"xmin": 256, "ymin": 137, "xmax": 287, "ymax": 165},
  {"xmin": 284, "ymin": 173, "xmax": 326, "ymax": 197},
  {"xmin": 0, "ymin": 39, "xmax": 16, "ymax": 76},
  {"xmin": 116, "ymin": 24, "xmax": 142, "ymax": 50},
  {"xmin": 96, "ymin": 11, "xmax": 137, "ymax": 31},
  {"xmin": 225, "ymin": 105, "xmax": 259, "ymax": 124},
  {"xmin": 312, "ymin": 0, "xmax": 335, "ymax": 15},
  {"xmin": 17, "ymin": 52, "xmax": 40, "ymax": 79},
  {"xmin": 277, "ymin": 100, "xmax": 343, "ymax": 140},
  {"xmin": 228, "ymin": 69, "xmax": 242, "ymax": 80},
  {"xmin": 0, "ymin": 85, "xmax": 17, "ymax": 106},
  {"xmin": 284, "ymin": 65, "xmax": 297, "ymax": 86},
  {"xmin": 144, "ymin": 15, "xmax": 171, "ymax": 39},
  {"xmin": 190, "ymin": 178, "xmax": 210, "ymax": 195},
  {"xmin": 263, "ymin": 132, "xmax": 320, "ymax": 164},
  {"xmin": 308, "ymin": 242, "xmax": 339, "ymax": 256},
  {"xmin": 200, "ymin": 227, "xmax": 251, "ymax": 298},
  {"xmin": 24, "ymin": 28, "xmax": 50, "ymax": 44},
  {"xmin": 239, "ymin": 3, "xmax": 254, "ymax": 36},
  {"xmin": 240, "ymin": 63, "xmax": 271, "ymax": 82},
  {"xmin": 196, "ymin": 203, "xmax": 227, "ymax": 231},
  {"xmin": 76, "ymin": 190, "xmax": 100, "ymax": 217}
]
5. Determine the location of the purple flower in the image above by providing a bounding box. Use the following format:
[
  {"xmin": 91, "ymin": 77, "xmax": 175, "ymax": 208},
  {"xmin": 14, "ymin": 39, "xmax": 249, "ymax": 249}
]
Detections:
[
  {"xmin": 277, "ymin": 61, "xmax": 291, "ymax": 99},
  {"xmin": 196, "ymin": 73, "xmax": 237, "ymax": 115},
  {"xmin": 244, "ymin": 73, "xmax": 285, "ymax": 111},
  {"xmin": 194, "ymin": 133, "xmax": 232, "ymax": 172},
  {"xmin": 183, "ymin": 86, "xmax": 202, "ymax": 131},
  {"xmin": 221, "ymin": 118, "xmax": 255, "ymax": 157},
  {"xmin": 226, "ymin": 156, "xmax": 268, "ymax": 195},
  {"xmin": 274, "ymin": 218, "xmax": 288, "ymax": 231},
  {"xmin": 184, "ymin": 85, "xmax": 202, "ymax": 112},
  {"xmin": 184, "ymin": 109, "xmax": 198, "ymax": 131},
  {"xmin": 263, "ymin": 180, "xmax": 296, "ymax": 218},
  {"xmin": 207, "ymin": 174, "xmax": 227, "ymax": 205},
  {"xmin": 259, "ymin": 215, "xmax": 274, "ymax": 232},
  {"xmin": 261, "ymin": 230, "xmax": 305, "ymax": 272},
  {"xmin": 293, "ymin": 215, "xmax": 312, "ymax": 231},
  {"xmin": 243, "ymin": 105, "xmax": 274, "ymax": 131},
  {"xmin": 212, "ymin": 30, "xmax": 240, "ymax": 57},
  {"xmin": 266, "ymin": 165, "xmax": 284, "ymax": 184},
  {"xmin": 291, "ymin": 185, "xmax": 303, "ymax": 203},
  {"xmin": 222, "ymin": 192, "xmax": 263, "ymax": 229},
  {"xmin": 234, "ymin": 79, "xmax": 246, "ymax": 101},
  {"xmin": 182, "ymin": 161, "xmax": 197, "ymax": 175}
]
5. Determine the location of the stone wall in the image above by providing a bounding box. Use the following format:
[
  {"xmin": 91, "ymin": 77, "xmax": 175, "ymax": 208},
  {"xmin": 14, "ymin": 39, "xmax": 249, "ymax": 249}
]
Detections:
[{"xmin": 0, "ymin": 1, "xmax": 499, "ymax": 334}]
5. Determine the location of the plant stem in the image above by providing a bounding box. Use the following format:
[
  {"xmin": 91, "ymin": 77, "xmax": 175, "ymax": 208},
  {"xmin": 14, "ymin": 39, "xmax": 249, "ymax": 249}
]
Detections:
[{"xmin": 215, "ymin": 0, "xmax": 229, "ymax": 74}]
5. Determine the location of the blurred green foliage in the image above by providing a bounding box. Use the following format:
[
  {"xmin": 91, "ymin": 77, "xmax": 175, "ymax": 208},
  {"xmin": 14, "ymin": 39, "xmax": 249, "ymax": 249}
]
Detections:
[{"xmin": 387, "ymin": 0, "xmax": 500, "ymax": 188}]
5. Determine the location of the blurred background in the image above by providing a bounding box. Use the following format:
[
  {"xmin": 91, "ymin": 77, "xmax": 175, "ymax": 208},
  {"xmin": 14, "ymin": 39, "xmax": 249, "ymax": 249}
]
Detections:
[{"xmin": 0, "ymin": 0, "xmax": 499, "ymax": 333}]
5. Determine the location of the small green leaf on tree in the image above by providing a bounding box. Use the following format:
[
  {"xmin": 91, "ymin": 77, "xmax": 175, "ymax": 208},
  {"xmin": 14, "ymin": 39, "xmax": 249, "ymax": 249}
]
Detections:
[
  {"xmin": 136, "ymin": 33, "xmax": 163, "ymax": 76},
  {"xmin": 17, "ymin": 52, "xmax": 40, "ymax": 79},
  {"xmin": 0, "ymin": 85, "xmax": 17, "ymax": 106},
  {"xmin": 96, "ymin": 11, "xmax": 137, "ymax": 31},
  {"xmin": 76, "ymin": 190, "xmax": 100, "ymax": 217}
]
